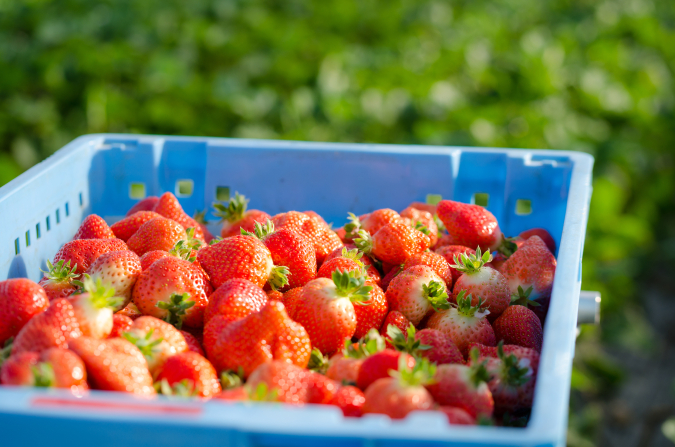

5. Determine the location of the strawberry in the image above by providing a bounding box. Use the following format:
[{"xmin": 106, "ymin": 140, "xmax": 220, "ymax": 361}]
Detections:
[
  {"xmin": 492, "ymin": 302, "xmax": 543, "ymax": 352},
  {"xmin": 388, "ymin": 324, "xmax": 464, "ymax": 365},
  {"xmin": 271, "ymin": 211, "xmax": 343, "ymax": 265},
  {"xmin": 116, "ymin": 302, "xmax": 142, "ymax": 320},
  {"xmin": 450, "ymin": 247, "xmax": 511, "ymax": 321},
  {"xmin": 329, "ymin": 385, "xmax": 366, "ymax": 417},
  {"xmin": 11, "ymin": 298, "xmax": 82, "ymax": 355},
  {"xmin": 426, "ymin": 356, "xmax": 494, "ymax": 418},
  {"xmin": 210, "ymin": 301, "xmax": 311, "ymax": 377},
  {"xmin": 86, "ymin": 250, "xmax": 142, "ymax": 310},
  {"xmin": 122, "ymin": 316, "xmax": 188, "ymax": 375},
  {"xmin": 67, "ymin": 277, "xmax": 122, "ymax": 339},
  {"xmin": 126, "ymin": 217, "xmax": 185, "ymax": 256},
  {"xmin": 153, "ymin": 192, "xmax": 206, "ymax": 242},
  {"xmin": 53, "ymin": 238, "xmax": 128, "ymax": 275},
  {"xmin": 305, "ymin": 370, "xmax": 340, "ymax": 404},
  {"xmin": 379, "ymin": 311, "xmax": 412, "ymax": 336},
  {"xmin": 400, "ymin": 206, "xmax": 439, "ymax": 247},
  {"xmin": 1, "ymin": 351, "xmax": 38, "ymax": 385},
  {"xmin": 326, "ymin": 330, "xmax": 386, "ymax": 384},
  {"xmin": 402, "ymin": 251, "xmax": 453, "ymax": 288},
  {"xmin": 202, "ymin": 315, "xmax": 232, "ymax": 359},
  {"xmin": 317, "ymin": 256, "xmax": 362, "ymax": 280},
  {"xmin": 353, "ymin": 280, "xmax": 388, "ymax": 339},
  {"xmin": 72, "ymin": 214, "xmax": 115, "ymax": 240},
  {"xmin": 349, "ymin": 209, "xmax": 401, "ymax": 236},
  {"xmin": 191, "ymin": 209, "xmax": 215, "ymax": 244},
  {"xmin": 213, "ymin": 192, "xmax": 271, "ymax": 238},
  {"xmin": 385, "ymin": 265, "xmax": 450, "ymax": 326},
  {"xmin": 1, "ymin": 348, "xmax": 88, "ymax": 392},
  {"xmin": 215, "ymin": 383, "xmax": 280, "ymax": 402},
  {"xmin": 405, "ymin": 202, "xmax": 438, "ymax": 215},
  {"xmin": 204, "ymin": 278, "xmax": 268, "ymax": 325},
  {"xmin": 355, "ymin": 222, "xmax": 430, "ymax": 265},
  {"xmin": 68, "ymin": 336, "xmax": 155, "ymax": 395},
  {"xmin": 197, "ymin": 234, "xmax": 286, "ymax": 290},
  {"xmin": 180, "ymin": 330, "xmax": 205, "ymax": 356},
  {"xmin": 126, "ymin": 196, "xmax": 159, "ymax": 216},
  {"xmin": 293, "ymin": 271, "xmax": 372, "ymax": 355},
  {"xmin": 324, "ymin": 246, "xmax": 381, "ymax": 285},
  {"xmin": 436, "ymin": 200, "xmax": 502, "ymax": 252},
  {"xmin": 437, "ymin": 406, "xmax": 476, "ymax": 425},
  {"xmin": 499, "ymin": 236, "xmax": 556, "ymax": 309},
  {"xmin": 426, "ymin": 291, "xmax": 496, "ymax": 357},
  {"xmin": 435, "ymin": 245, "xmax": 476, "ymax": 284},
  {"xmin": 109, "ymin": 314, "xmax": 133, "ymax": 338},
  {"xmin": 156, "ymin": 351, "xmax": 221, "ymax": 398},
  {"xmin": 38, "ymin": 260, "xmax": 79, "ymax": 301},
  {"xmin": 356, "ymin": 349, "xmax": 415, "ymax": 391},
  {"xmin": 433, "ymin": 234, "xmax": 457, "ymax": 250},
  {"xmin": 380, "ymin": 265, "xmax": 403, "ymax": 291},
  {"xmin": 281, "ymin": 287, "xmax": 303, "ymax": 319},
  {"xmin": 519, "ymin": 228, "xmax": 556, "ymax": 254},
  {"xmin": 362, "ymin": 357, "xmax": 436, "ymax": 419},
  {"xmin": 110, "ymin": 211, "xmax": 163, "ymax": 242},
  {"xmin": 266, "ymin": 289, "xmax": 284, "ymax": 301},
  {"xmin": 139, "ymin": 250, "xmax": 170, "ymax": 271},
  {"xmin": 246, "ymin": 361, "xmax": 334, "ymax": 405},
  {"xmin": 0, "ymin": 278, "xmax": 50, "ymax": 344}
]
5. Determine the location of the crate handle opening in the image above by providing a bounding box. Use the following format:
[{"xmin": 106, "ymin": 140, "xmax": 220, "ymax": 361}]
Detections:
[
  {"xmin": 46, "ymin": 216, "xmax": 51, "ymax": 231},
  {"xmin": 215, "ymin": 186, "xmax": 230, "ymax": 201},
  {"xmin": 176, "ymin": 179, "xmax": 194, "ymax": 198},
  {"xmin": 129, "ymin": 183, "xmax": 146, "ymax": 199},
  {"xmin": 14, "ymin": 238, "xmax": 20, "ymax": 255},
  {"xmin": 472, "ymin": 192, "xmax": 489, "ymax": 207},
  {"xmin": 36, "ymin": 223, "xmax": 41, "ymax": 239},
  {"xmin": 516, "ymin": 199, "xmax": 532, "ymax": 215},
  {"xmin": 65, "ymin": 202, "xmax": 70, "ymax": 217}
]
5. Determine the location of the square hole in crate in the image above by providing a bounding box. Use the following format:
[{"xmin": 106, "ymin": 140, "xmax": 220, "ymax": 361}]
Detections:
[
  {"xmin": 472, "ymin": 192, "xmax": 489, "ymax": 207},
  {"xmin": 79, "ymin": 192, "xmax": 83, "ymax": 206},
  {"xmin": 56, "ymin": 209, "xmax": 60, "ymax": 224},
  {"xmin": 216, "ymin": 186, "xmax": 230, "ymax": 202},
  {"xmin": 14, "ymin": 238, "xmax": 20, "ymax": 255},
  {"xmin": 129, "ymin": 183, "xmax": 146, "ymax": 199},
  {"xmin": 25, "ymin": 230, "xmax": 30, "ymax": 247},
  {"xmin": 36, "ymin": 223, "xmax": 41, "ymax": 239},
  {"xmin": 516, "ymin": 199, "xmax": 532, "ymax": 215},
  {"xmin": 425, "ymin": 194, "xmax": 443, "ymax": 205},
  {"xmin": 65, "ymin": 202, "xmax": 70, "ymax": 217},
  {"xmin": 175, "ymin": 180, "xmax": 193, "ymax": 198},
  {"xmin": 46, "ymin": 216, "xmax": 51, "ymax": 231}
]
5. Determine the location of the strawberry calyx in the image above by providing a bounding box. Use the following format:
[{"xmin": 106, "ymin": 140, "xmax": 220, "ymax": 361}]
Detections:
[
  {"xmin": 468, "ymin": 348, "xmax": 492, "ymax": 387},
  {"xmin": 220, "ymin": 368, "xmax": 244, "ymax": 389},
  {"xmin": 40, "ymin": 259, "xmax": 79, "ymax": 284},
  {"xmin": 212, "ymin": 192, "xmax": 248, "ymax": 223},
  {"xmin": 240, "ymin": 220, "xmax": 275, "ymax": 240},
  {"xmin": 343, "ymin": 212, "xmax": 362, "ymax": 239},
  {"xmin": 246, "ymin": 382, "xmax": 279, "ymax": 402},
  {"xmin": 156, "ymin": 292, "xmax": 195, "ymax": 329},
  {"xmin": 510, "ymin": 285, "xmax": 540, "ymax": 308},
  {"xmin": 193, "ymin": 209, "xmax": 209, "ymax": 225},
  {"xmin": 496, "ymin": 235, "xmax": 519, "ymax": 258},
  {"xmin": 413, "ymin": 221, "xmax": 431, "ymax": 236},
  {"xmin": 209, "ymin": 236, "xmax": 224, "ymax": 245},
  {"xmin": 343, "ymin": 329, "xmax": 386, "ymax": 359},
  {"xmin": 307, "ymin": 348, "xmax": 329, "ymax": 374},
  {"xmin": 424, "ymin": 280, "xmax": 450, "ymax": 311},
  {"xmin": 455, "ymin": 290, "xmax": 490, "ymax": 319},
  {"xmin": 331, "ymin": 269, "xmax": 372, "ymax": 305},
  {"xmin": 122, "ymin": 328, "xmax": 163, "ymax": 361},
  {"xmin": 74, "ymin": 275, "xmax": 124, "ymax": 309},
  {"xmin": 268, "ymin": 265, "xmax": 290, "ymax": 292},
  {"xmin": 449, "ymin": 246, "xmax": 493, "ymax": 274},
  {"xmin": 31, "ymin": 362, "xmax": 56, "ymax": 388},
  {"xmin": 157, "ymin": 378, "xmax": 199, "ymax": 397},
  {"xmin": 341, "ymin": 247, "xmax": 365, "ymax": 264},
  {"xmin": 390, "ymin": 356, "xmax": 436, "ymax": 388},
  {"xmin": 496, "ymin": 342, "xmax": 532, "ymax": 387},
  {"xmin": 353, "ymin": 230, "xmax": 373, "ymax": 256},
  {"xmin": 169, "ymin": 228, "xmax": 203, "ymax": 262},
  {"xmin": 0, "ymin": 338, "xmax": 13, "ymax": 368},
  {"xmin": 387, "ymin": 324, "xmax": 431, "ymax": 356}
]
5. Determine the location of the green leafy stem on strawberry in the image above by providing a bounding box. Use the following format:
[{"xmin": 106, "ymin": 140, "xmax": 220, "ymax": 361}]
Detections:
[{"xmin": 156, "ymin": 292, "xmax": 195, "ymax": 329}]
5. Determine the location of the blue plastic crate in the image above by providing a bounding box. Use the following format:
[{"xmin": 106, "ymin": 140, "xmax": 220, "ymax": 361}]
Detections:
[{"xmin": 0, "ymin": 134, "xmax": 594, "ymax": 447}]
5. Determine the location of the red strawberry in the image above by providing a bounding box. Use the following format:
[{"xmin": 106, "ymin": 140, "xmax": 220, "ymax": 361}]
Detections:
[
  {"xmin": 126, "ymin": 196, "xmax": 159, "ymax": 216},
  {"xmin": 406, "ymin": 202, "xmax": 438, "ymax": 215},
  {"xmin": 519, "ymin": 228, "xmax": 556, "ymax": 254},
  {"xmin": 72, "ymin": 214, "xmax": 114, "ymax": 240},
  {"xmin": 435, "ymin": 245, "xmax": 476, "ymax": 284},
  {"xmin": 402, "ymin": 252, "xmax": 453, "ymax": 288},
  {"xmin": 362, "ymin": 358, "xmax": 435, "ymax": 419},
  {"xmin": 266, "ymin": 289, "xmax": 284, "ymax": 301},
  {"xmin": 1, "ymin": 348, "xmax": 88, "ymax": 392},
  {"xmin": 38, "ymin": 260, "xmax": 79, "ymax": 301},
  {"xmin": 202, "ymin": 315, "xmax": 233, "ymax": 359},
  {"xmin": 353, "ymin": 281, "xmax": 388, "ymax": 339},
  {"xmin": 450, "ymin": 247, "xmax": 511, "ymax": 321},
  {"xmin": 388, "ymin": 324, "xmax": 463, "ymax": 365},
  {"xmin": 153, "ymin": 192, "xmax": 206, "ymax": 242},
  {"xmin": 67, "ymin": 277, "xmax": 122, "ymax": 339},
  {"xmin": 492, "ymin": 303, "xmax": 543, "ymax": 352},
  {"xmin": 122, "ymin": 316, "xmax": 188, "ymax": 375},
  {"xmin": 180, "ymin": 330, "xmax": 205, "ymax": 356},
  {"xmin": 304, "ymin": 370, "xmax": 340, "ymax": 404},
  {"xmin": 330, "ymin": 385, "xmax": 366, "ymax": 417},
  {"xmin": 436, "ymin": 200, "xmax": 502, "ymax": 252},
  {"xmin": 324, "ymin": 246, "xmax": 381, "ymax": 285},
  {"xmin": 499, "ymin": 236, "xmax": 556, "ymax": 308},
  {"xmin": 0, "ymin": 279, "xmax": 50, "ymax": 344},
  {"xmin": 281, "ymin": 287, "xmax": 303, "ymax": 319},
  {"xmin": 86, "ymin": 250, "xmax": 142, "ymax": 310},
  {"xmin": 53, "ymin": 238, "xmax": 128, "ymax": 275},
  {"xmin": 213, "ymin": 192, "xmax": 272, "ymax": 238},
  {"xmin": 139, "ymin": 250, "xmax": 170, "ymax": 271},
  {"xmin": 385, "ymin": 265, "xmax": 450, "ymax": 326},
  {"xmin": 426, "ymin": 291, "xmax": 496, "ymax": 357},
  {"xmin": 355, "ymin": 222, "xmax": 430, "ymax": 265},
  {"xmin": 204, "ymin": 278, "xmax": 268, "ymax": 325},
  {"xmin": 109, "ymin": 314, "xmax": 133, "ymax": 338},
  {"xmin": 110, "ymin": 211, "xmax": 163, "ymax": 242},
  {"xmin": 379, "ymin": 311, "xmax": 412, "ymax": 336},
  {"xmin": 1, "ymin": 351, "xmax": 38, "ymax": 385},
  {"xmin": 438, "ymin": 406, "xmax": 476, "ymax": 425},
  {"xmin": 247, "ymin": 361, "xmax": 333, "ymax": 405},
  {"xmin": 426, "ymin": 359, "xmax": 494, "ymax": 418},
  {"xmin": 156, "ymin": 351, "xmax": 221, "ymax": 398},
  {"xmin": 380, "ymin": 265, "xmax": 403, "ymax": 291},
  {"xmin": 210, "ymin": 301, "xmax": 311, "ymax": 377},
  {"xmin": 326, "ymin": 331, "xmax": 386, "ymax": 384},
  {"xmin": 34, "ymin": 347, "xmax": 89, "ymax": 392},
  {"xmin": 126, "ymin": 217, "xmax": 185, "ymax": 257},
  {"xmin": 293, "ymin": 271, "xmax": 372, "ymax": 355},
  {"xmin": 191, "ymin": 209, "xmax": 215, "ymax": 244},
  {"xmin": 356, "ymin": 349, "xmax": 415, "ymax": 391},
  {"xmin": 132, "ymin": 256, "xmax": 211, "ymax": 329},
  {"xmin": 353, "ymin": 209, "xmax": 401, "ymax": 236},
  {"xmin": 69, "ymin": 336, "xmax": 155, "ymax": 395},
  {"xmin": 400, "ymin": 206, "xmax": 439, "ymax": 247},
  {"xmin": 116, "ymin": 302, "xmax": 142, "ymax": 320},
  {"xmin": 272, "ymin": 211, "xmax": 343, "ymax": 265},
  {"xmin": 11, "ymin": 298, "xmax": 82, "ymax": 355},
  {"xmin": 433, "ymin": 234, "xmax": 457, "ymax": 251}
]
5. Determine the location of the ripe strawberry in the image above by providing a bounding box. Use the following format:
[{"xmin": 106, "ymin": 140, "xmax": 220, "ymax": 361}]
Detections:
[
  {"xmin": 213, "ymin": 192, "xmax": 272, "ymax": 238},
  {"xmin": 139, "ymin": 250, "xmax": 169, "ymax": 271},
  {"xmin": 353, "ymin": 281, "xmax": 388, "ymax": 339},
  {"xmin": 0, "ymin": 351, "xmax": 38, "ymax": 385},
  {"xmin": 437, "ymin": 407, "xmax": 476, "ymax": 425},
  {"xmin": 197, "ymin": 234, "xmax": 286, "ymax": 290},
  {"xmin": 126, "ymin": 196, "xmax": 159, "ymax": 216},
  {"xmin": 405, "ymin": 202, "xmax": 438, "ymax": 215},
  {"xmin": 281, "ymin": 287, "xmax": 303, "ymax": 319},
  {"xmin": 153, "ymin": 192, "xmax": 206, "ymax": 242},
  {"xmin": 210, "ymin": 301, "xmax": 311, "ymax": 377},
  {"xmin": 11, "ymin": 298, "xmax": 82, "ymax": 355},
  {"xmin": 110, "ymin": 211, "xmax": 163, "ymax": 242},
  {"xmin": 204, "ymin": 278, "xmax": 268, "ymax": 325},
  {"xmin": 126, "ymin": 217, "xmax": 185, "ymax": 256},
  {"xmin": 402, "ymin": 251, "xmax": 453, "ymax": 288},
  {"xmin": 304, "ymin": 370, "xmax": 340, "ymax": 404},
  {"xmin": 69, "ymin": 336, "xmax": 155, "ymax": 395},
  {"xmin": 435, "ymin": 245, "xmax": 476, "ymax": 284},
  {"xmin": 132, "ymin": 256, "xmax": 210, "ymax": 329},
  {"xmin": 246, "ymin": 361, "xmax": 334, "ymax": 405},
  {"xmin": 450, "ymin": 247, "xmax": 511, "ymax": 321},
  {"xmin": 122, "ymin": 316, "xmax": 188, "ymax": 375},
  {"xmin": 379, "ymin": 311, "xmax": 412, "ymax": 337},
  {"xmin": 0, "ymin": 278, "xmax": 50, "ymax": 344},
  {"xmin": 267, "ymin": 289, "xmax": 284, "ymax": 301},
  {"xmin": 433, "ymin": 234, "xmax": 457, "ymax": 250},
  {"xmin": 303, "ymin": 210, "xmax": 329, "ymax": 226},
  {"xmin": 499, "ymin": 236, "xmax": 556, "ymax": 307},
  {"xmin": 362, "ymin": 357, "xmax": 436, "ymax": 419},
  {"xmin": 380, "ymin": 264, "xmax": 403, "ymax": 291},
  {"xmin": 519, "ymin": 228, "xmax": 556, "ymax": 254},
  {"xmin": 38, "ymin": 260, "xmax": 79, "ymax": 301},
  {"xmin": 86, "ymin": 250, "xmax": 142, "ymax": 310},
  {"xmin": 400, "ymin": 206, "xmax": 439, "ymax": 247},
  {"xmin": 436, "ymin": 200, "xmax": 502, "ymax": 252},
  {"xmin": 426, "ymin": 358, "xmax": 494, "ymax": 418},
  {"xmin": 180, "ymin": 330, "xmax": 205, "ymax": 356},
  {"xmin": 329, "ymin": 385, "xmax": 366, "ymax": 417},
  {"xmin": 53, "ymin": 238, "xmax": 128, "ymax": 275},
  {"xmin": 356, "ymin": 349, "xmax": 415, "ymax": 391},
  {"xmin": 1, "ymin": 348, "xmax": 88, "ymax": 392},
  {"xmin": 72, "ymin": 214, "xmax": 115, "ymax": 240},
  {"xmin": 109, "ymin": 314, "xmax": 133, "ymax": 338},
  {"xmin": 318, "ymin": 256, "xmax": 362, "ymax": 281},
  {"xmin": 272, "ymin": 211, "xmax": 343, "ymax": 265},
  {"xmin": 385, "ymin": 265, "xmax": 450, "ymax": 326},
  {"xmin": 492, "ymin": 303, "xmax": 543, "ymax": 352},
  {"xmin": 156, "ymin": 351, "xmax": 221, "ymax": 398},
  {"xmin": 350, "ymin": 209, "xmax": 401, "ymax": 236},
  {"xmin": 67, "ymin": 277, "xmax": 123, "ymax": 339},
  {"xmin": 324, "ymin": 246, "xmax": 381, "ymax": 285},
  {"xmin": 355, "ymin": 222, "xmax": 430, "ymax": 265},
  {"xmin": 326, "ymin": 330, "xmax": 386, "ymax": 384},
  {"xmin": 202, "ymin": 315, "xmax": 233, "ymax": 359},
  {"xmin": 116, "ymin": 302, "xmax": 142, "ymax": 320},
  {"xmin": 426, "ymin": 291, "xmax": 496, "ymax": 357},
  {"xmin": 294, "ymin": 271, "xmax": 372, "ymax": 355},
  {"xmin": 191, "ymin": 209, "xmax": 215, "ymax": 244},
  {"xmin": 388, "ymin": 325, "xmax": 464, "ymax": 365}
]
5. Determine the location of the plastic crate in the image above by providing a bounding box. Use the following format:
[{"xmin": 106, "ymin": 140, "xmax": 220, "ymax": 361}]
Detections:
[{"xmin": 0, "ymin": 134, "xmax": 594, "ymax": 447}]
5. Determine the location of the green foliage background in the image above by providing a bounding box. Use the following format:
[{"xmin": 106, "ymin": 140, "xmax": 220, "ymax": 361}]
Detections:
[{"xmin": 1, "ymin": 0, "xmax": 674, "ymax": 444}]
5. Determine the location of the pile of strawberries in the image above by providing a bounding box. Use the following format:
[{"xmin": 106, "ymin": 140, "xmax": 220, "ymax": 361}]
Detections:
[{"xmin": 0, "ymin": 191, "xmax": 557, "ymax": 426}]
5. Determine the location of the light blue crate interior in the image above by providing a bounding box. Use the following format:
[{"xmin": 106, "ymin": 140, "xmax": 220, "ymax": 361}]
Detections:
[{"xmin": 0, "ymin": 134, "xmax": 594, "ymax": 447}]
